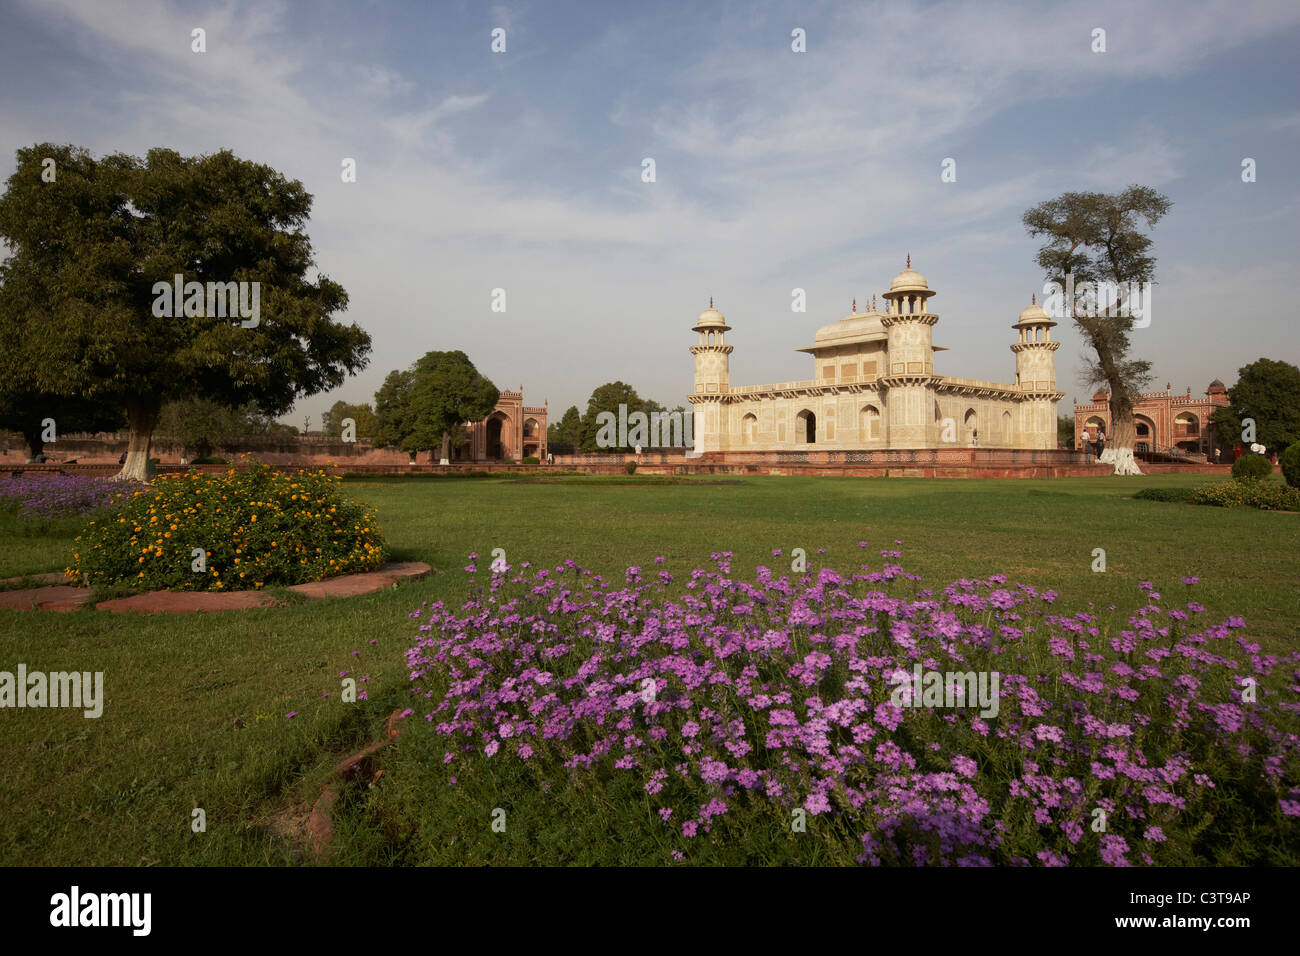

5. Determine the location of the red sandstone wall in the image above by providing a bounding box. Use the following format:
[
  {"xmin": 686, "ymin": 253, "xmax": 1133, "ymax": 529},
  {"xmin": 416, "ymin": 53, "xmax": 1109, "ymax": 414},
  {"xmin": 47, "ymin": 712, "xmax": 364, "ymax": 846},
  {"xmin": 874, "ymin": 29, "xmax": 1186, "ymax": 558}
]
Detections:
[{"xmin": 7, "ymin": 461, "xmax": 1248, "ymax": 479}]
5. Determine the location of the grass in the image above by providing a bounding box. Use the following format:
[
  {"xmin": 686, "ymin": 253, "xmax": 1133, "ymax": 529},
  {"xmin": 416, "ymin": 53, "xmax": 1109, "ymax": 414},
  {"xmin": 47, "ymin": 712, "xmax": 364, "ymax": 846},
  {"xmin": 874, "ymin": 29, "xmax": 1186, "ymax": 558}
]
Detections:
[{"xmin": 0, "ymin": 472, "xmax": 1296, "ymax": 865}]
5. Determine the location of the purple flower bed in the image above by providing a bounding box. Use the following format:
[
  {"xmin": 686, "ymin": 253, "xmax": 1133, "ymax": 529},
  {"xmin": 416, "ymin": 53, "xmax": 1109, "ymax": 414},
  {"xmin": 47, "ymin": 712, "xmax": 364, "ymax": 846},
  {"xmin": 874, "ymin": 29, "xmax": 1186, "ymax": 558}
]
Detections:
[
  {"xmin": 406, "ymin": 547, "xmax": 1300, "ymax": 866},
  {"xmin": 0, "ymin": 473, "xmax": 142, "ymax": 520}
]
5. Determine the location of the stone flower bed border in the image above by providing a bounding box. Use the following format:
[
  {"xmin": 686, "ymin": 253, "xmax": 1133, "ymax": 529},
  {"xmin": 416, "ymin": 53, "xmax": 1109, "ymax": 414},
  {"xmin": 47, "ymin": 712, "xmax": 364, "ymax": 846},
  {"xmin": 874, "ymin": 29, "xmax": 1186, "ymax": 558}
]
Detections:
[{"xmin": 0, "ymin": 561, "xmax": 430, "ymax": 613}]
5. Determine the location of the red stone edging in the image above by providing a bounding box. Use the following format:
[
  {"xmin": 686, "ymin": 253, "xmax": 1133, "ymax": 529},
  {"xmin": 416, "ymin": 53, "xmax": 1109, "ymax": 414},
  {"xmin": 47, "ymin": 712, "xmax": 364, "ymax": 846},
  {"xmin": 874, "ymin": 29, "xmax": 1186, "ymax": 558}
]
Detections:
[
  {"xmin": 308, "ymin": 707, "xmax": 412, "ymax": 857},
  {"xmin": 0, "ymin": 561, "xmax": 430, "ymax": 613}
]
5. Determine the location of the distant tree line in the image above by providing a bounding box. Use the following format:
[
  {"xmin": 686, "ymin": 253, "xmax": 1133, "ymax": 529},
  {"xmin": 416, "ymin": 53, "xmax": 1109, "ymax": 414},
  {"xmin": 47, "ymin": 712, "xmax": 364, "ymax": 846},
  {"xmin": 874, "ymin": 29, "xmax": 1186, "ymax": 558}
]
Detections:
[{"xmin": 548, "ymin": 381, "xmax": 688, "ymax": 453}]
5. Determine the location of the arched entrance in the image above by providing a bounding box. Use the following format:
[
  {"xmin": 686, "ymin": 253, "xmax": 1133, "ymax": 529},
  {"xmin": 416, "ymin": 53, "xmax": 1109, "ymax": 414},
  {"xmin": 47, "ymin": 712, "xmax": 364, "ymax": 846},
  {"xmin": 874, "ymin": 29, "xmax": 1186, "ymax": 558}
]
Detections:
[
  {"xmin": 796, "ymin": 409, "xmax": 816, "ymax": 444},
  {"xmin": 1134, "ymin": 414, "xmax": 1156, "ymax": 452},
  {"xmin": 742, "ymin": 413, "xmax": 758, "ymax": 444},
  {"xmin": 860, "ymin": 405, "xmax": 880, "ymax": 442},
  {"xmin": 522, "ymin": 417, "xmax": 541, "ymax": 459},
  {"xmin": 486, "ymin": 413, "xmax": 508, "ymax": 459}
]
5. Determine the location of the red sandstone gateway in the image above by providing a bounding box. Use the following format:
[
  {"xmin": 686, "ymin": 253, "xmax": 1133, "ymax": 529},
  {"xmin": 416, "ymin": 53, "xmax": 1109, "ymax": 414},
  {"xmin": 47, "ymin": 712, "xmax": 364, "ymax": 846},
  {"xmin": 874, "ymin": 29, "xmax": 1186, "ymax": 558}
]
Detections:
[{"xmin": 1075, "ymin": 380, "xmax": 1230, "ymax": 463}]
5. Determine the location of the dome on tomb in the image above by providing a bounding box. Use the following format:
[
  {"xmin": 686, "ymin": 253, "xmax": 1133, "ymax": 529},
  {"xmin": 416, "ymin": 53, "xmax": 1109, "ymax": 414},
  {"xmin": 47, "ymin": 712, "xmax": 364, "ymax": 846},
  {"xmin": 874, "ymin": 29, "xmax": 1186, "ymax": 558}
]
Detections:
[
  {"xmin": 693, "ymin": 298, "xmax": 729, "ymax": 331},
  {"xmin": 889, "ymin": 265, "xmax": 929, "ymax": 293},
  {"xmin": 1014, "ymin": 294, "xmax": 1056, "ymax": 328},
  {"xmin": 811, "ymin": 311, "xmax": 885, "ymax": 345}
]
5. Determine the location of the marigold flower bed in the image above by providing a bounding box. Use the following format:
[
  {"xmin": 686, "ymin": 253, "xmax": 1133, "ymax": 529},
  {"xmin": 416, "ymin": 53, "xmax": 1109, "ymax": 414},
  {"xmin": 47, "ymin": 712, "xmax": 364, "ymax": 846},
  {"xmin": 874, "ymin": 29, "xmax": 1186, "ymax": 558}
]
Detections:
[
  {"xmin": 72, "ymin": 462, "xmax": 388, "ymax": 591},
  {"xmin": 406, "ymin": 547, "xmax": 1300, "ymax": 865}
]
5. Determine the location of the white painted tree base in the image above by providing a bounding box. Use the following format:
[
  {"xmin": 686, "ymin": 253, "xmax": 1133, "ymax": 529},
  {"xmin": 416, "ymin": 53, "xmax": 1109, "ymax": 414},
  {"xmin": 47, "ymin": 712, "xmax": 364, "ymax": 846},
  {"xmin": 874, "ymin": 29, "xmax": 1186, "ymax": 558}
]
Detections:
[
  {"xmin": 115, "ymin": 452, "xmax": 151, "ymax": 483},
  {"xmin": 439, "ymin": 458, "xmax": 450, "ymax": 466},
  {"xmin": 1099, "ymin": 446, "xmax": 1143, "ymax": 475}
]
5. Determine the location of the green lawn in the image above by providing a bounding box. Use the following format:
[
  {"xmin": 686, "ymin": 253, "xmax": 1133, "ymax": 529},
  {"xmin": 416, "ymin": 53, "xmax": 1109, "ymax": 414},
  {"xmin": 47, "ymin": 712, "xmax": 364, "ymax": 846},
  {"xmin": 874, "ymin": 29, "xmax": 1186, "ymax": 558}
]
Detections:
[{"xmin": 1, "ymin": 473, "xmax": 1296, "ymax": 865}]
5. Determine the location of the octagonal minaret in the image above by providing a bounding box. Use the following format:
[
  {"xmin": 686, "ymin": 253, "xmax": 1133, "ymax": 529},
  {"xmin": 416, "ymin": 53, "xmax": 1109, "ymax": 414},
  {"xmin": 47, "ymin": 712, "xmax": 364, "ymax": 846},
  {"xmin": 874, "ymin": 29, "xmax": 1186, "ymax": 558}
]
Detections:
[
  {"xmin": 1011, "ymin": 294, "xmax": 1063, "ymax": 449},
  {"xmin": 688, "ymin": 299, "xmax": 732, "ymax": 453},
  {"xmin": 879, "ymin": 257, "xmax": 939, "ymax": 447}
]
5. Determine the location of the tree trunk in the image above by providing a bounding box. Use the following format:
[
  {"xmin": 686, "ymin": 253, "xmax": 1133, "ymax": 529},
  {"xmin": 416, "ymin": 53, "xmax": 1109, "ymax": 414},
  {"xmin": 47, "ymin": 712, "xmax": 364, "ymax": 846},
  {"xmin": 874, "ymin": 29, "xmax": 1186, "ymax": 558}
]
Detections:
[
  {"xmin": 1099, "ymin": 399, "xmax": 1143, "ymax": 476},
  {"xmin": 1082, "ymin": 320, "xmax": 1144, "ymax": 477},
  {"xmin": 118, "ymin": 399, "xmax": 161, "ymax": 482},
  {"xmin": 439, "ymin": 431, "xmax": 451, "ymax": 466},
  {"xmin": 21, "ymin": 425, "xmax": 44, "ymax": 461}
]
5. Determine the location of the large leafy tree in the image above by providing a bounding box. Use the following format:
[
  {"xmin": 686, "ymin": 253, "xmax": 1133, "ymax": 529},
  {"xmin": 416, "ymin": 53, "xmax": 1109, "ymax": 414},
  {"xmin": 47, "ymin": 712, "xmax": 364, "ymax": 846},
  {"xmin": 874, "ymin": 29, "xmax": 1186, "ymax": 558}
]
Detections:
[
  {"xmin": 0, "ymin": 144, "xmax": 371, "ymax": 480},
  {"xmin": 1057, "ymin": 414, "xmax": 1076, "ymax": 447},
  {"xmin": 1210, "ymin": 359, "xmax": 1300, "ymax": 456},
  {"xmin": 1023, "ymin": 186, "xmax": 1170, "ymax": 475},
  {"xmin": 0, "ymin": 392, "xmax": 123, "ymax": 460},
  {"xmin": 547, "ymin": 404, "xmax": 583, "ymax": 449},
  {"xmin": 156, "ymin": 397, "xmax": 271, "ymax": 460},
  {"xmin": 372, "ymin": 352, "xmax": 499, "ymax": 462},
  {"xmin": 373, "ymin": 368, "xmax": 417, "ymax": 455},
  {"xmin": 579, "ymin": 382, "xmax": 665, "ymax": 452},
  {"xmin": 322, "ymin": 399, "xmax": 377, "ymax": 439}
]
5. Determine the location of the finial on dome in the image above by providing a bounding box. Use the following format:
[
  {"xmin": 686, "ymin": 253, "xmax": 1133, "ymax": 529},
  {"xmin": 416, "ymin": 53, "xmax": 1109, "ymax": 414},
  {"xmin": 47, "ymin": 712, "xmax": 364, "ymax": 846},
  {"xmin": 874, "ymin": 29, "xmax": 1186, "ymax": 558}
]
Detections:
[
  {"xmin": 852, "ymin": 297, "xmax": 857, "ymax": 313},
  {"xmin": 906, "ymin": 253, "xmax": 911, "ymax": 269},
  {"xmin": 709, "ymin": 296, "xmax": 713, "ymax": 309},
  {"xmin": 872, "ymin": 293, "xmax": 877, "ymax": 311},
  {"xmin": 1032, "ymin": 293, "xmax": 1036, "ymax": 305}
]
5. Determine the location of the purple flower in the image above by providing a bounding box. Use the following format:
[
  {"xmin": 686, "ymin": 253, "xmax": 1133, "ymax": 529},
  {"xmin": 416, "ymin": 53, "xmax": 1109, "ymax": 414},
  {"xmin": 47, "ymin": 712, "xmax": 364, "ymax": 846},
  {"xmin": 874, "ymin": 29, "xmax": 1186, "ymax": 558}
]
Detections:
[
  {"xmin": 399, "ymin": 543, "xmax": 1289, "ymax": 868},
  {"xmin": 952, "ymin": 755, "xmax": 978, "ymax": 778}
]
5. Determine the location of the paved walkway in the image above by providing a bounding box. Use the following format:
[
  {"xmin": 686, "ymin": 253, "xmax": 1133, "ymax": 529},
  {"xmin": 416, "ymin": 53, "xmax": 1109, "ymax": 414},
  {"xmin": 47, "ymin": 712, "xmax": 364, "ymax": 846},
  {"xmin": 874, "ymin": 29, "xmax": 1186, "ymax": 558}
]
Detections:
[{"xmin": 0, "ymin": 561, "xmax": 430, "ymax": 613}]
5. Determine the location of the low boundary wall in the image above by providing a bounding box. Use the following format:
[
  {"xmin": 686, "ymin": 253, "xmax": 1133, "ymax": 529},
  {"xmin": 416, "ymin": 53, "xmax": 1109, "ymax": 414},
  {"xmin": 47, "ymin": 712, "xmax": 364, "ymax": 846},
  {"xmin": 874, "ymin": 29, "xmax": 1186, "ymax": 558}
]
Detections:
[{"xmin": 4, "ymin": 460, "xmax": 1242, "ymax": 480}]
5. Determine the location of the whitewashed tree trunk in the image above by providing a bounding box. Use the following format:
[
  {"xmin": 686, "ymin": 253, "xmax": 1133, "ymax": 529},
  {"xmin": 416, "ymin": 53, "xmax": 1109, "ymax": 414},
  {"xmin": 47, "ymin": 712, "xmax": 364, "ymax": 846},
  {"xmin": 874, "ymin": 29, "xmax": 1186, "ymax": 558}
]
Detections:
[
  {"xmin": 117, "ymin": 400, "xmax": 160, "ymax": 482},
  {"xmin": 1099, "ymin": 446, "xmax": 1143, "ymax": 475},
  {"xmin": 1101, "ymin": 413, "xmax": 1143, "ymax": 475}
]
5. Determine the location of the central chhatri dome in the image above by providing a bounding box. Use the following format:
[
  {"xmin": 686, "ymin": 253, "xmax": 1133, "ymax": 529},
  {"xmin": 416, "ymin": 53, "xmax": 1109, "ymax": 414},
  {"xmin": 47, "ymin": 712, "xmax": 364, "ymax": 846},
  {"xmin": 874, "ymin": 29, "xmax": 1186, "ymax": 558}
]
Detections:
[{"xmin": 809, "ymin": 305, "xmax": 885, "ymax": 348}]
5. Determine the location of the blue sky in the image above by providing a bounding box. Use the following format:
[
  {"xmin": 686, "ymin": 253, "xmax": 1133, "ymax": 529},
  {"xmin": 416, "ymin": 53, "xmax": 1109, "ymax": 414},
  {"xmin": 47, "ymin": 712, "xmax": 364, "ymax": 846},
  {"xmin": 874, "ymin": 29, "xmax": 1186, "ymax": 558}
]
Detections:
[{"xmin": 1, "ymin": 0, "xmax": 1297, "ymax": 425}]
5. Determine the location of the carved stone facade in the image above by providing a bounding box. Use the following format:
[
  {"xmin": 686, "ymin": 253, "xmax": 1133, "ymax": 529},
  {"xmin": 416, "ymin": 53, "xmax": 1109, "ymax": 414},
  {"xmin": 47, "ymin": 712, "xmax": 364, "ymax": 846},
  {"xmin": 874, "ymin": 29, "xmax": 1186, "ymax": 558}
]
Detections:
[
  {"xmin": 1074, "ymin": 381, "xmax": 1230, "ymax": 459},
  {"xmin": 689, "ymin": 261, "xmax": 1063, "ymax": 453},
  {"xmin": 454, "ymin": 388, "xmax": 548, "ymax": 462}
]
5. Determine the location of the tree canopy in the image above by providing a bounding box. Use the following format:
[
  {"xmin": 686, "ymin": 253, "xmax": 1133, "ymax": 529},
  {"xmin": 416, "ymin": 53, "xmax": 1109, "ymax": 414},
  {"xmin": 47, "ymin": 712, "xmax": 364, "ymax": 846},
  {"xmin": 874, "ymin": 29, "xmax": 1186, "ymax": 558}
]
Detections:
[
  {"xmin": 322, "ymin": 400, "xmax": 377, "ymax": 439},
  {"xmin": 547, "ymin": 405, "xmax": 583, "ymax": 449},
  {"xmin": 373, "ymin": 351, "xmax": 499, "ymax": 461},
  {"xmin": 1023, "ymin": 186, "xmax": 1170, "ymax": 474},
  {"xmin": 1210, "ymin": 359, "xmax": 1300, "ymax": 456},
  {"xmin": 0, "ymin": 143, "xmax": 371, "ymax": 478},
  {"xmin": 155, "ymin": 397, "xmax": 276, "ymax": 460},
  {"xmin": 579, "ymin": 381, "xmax": 665, "ymax": 452},
  {"xmin": 0, "ymin": 391, "xmax": 123, "ymax": 459}
]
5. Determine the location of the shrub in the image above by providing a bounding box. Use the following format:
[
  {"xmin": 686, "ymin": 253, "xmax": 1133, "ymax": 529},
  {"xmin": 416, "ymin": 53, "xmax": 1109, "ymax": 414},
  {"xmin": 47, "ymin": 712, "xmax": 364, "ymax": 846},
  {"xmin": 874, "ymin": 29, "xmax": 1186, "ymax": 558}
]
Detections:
[
  {"xmin": 625, "ymin": 461, "xmax": 638, "ymax": 475},
  {"xmin": 1189, "ymin": 479, "xmax": 1300, "ymax": 510},
  {"xmin": 192, "ymin": 456, "xmax": 228, "ymax": 465},
  {"xmin": 522, "ymin": 456, "xmax": 540, "ymax": 465},
  {"xmin": 0, "ymin": 473, "xmax": 142, "ymax": 520},
  {"xmin": 1231, "ymin": 453, "xmax": 1273, "ymax": 481},
  {"xmin": 72, "ymin": 461, "xmax": 388, "ymax": 591},
  {"xmin": 1281, "ymin": 441, "xmax": 1300, "ymax": 488},
  {"xmin": 406, "ymin": 551, "xmax": 1300, "ymax": 866},
  {"xmin": 1133, "ymin": 487, "xmax": 1192, "ymax": 503}
]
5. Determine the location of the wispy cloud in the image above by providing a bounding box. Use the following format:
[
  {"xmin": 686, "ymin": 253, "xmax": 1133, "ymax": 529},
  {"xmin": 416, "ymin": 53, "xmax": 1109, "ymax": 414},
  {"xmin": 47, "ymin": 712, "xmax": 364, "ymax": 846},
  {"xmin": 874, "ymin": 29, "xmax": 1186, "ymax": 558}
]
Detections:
[{"xmin": 1, "ymin": 0, "xmax": 1296, "ymax": 414}]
